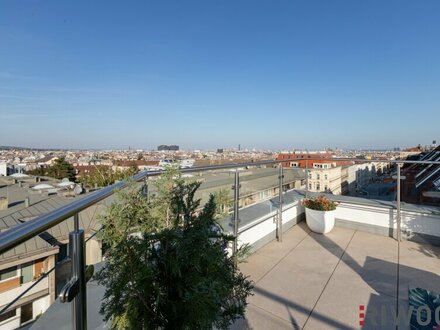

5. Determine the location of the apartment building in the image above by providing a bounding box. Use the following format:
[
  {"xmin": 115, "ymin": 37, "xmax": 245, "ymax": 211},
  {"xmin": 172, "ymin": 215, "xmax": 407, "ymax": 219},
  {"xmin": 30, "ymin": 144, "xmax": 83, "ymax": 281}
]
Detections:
[
  {"xmin": 278, "ymin": 153, "xmax": 356, "ymax": 195},
  {"xmin": 0, "ymin": 241, "xmax": 57, "ymax": 329},
  {"xmin": 355, "ymin": 162, "xmax": 388, "ymax": 189},
  {"xmin": 341, "ymin": 165, "xmax": 357, "ymax": 195},
  {"xmin": 307, "ymin": 162, "xmax": 342, "ymax": 194}
]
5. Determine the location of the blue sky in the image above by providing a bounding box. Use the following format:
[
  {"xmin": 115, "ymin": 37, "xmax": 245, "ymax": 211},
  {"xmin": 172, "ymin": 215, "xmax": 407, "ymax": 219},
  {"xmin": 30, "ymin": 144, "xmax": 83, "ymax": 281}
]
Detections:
[{"xmin": 1, "ymin": 1, "xmax": 439, "ymax": 150}]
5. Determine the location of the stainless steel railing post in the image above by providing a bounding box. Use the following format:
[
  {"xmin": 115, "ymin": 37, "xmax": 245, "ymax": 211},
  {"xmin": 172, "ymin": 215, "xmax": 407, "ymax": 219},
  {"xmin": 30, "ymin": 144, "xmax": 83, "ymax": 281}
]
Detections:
[
  {"xmin": 59, "ymin": 214, "xmax": 88, "ymax": 329},
  {"xmin": 232, "ymin": 170, "xmax": 240, "ymax": 267},
  {"xmin": 277, "ymin": 165, "xmax": 284, "ymax": 242},
  {"xmin": 397, "ymin": 164, "xmax": 402, "ymax": 242},
  {"xmin": 305, "ymin": 159, "xmax": 309, "ymax": 198}
]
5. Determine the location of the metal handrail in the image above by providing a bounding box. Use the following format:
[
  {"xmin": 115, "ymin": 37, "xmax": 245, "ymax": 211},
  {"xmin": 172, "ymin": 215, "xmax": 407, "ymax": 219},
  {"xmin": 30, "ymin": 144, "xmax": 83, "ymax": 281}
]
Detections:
[{"xmin": 1, "ymin": 157, "xmax": 439, "ymax": 254}]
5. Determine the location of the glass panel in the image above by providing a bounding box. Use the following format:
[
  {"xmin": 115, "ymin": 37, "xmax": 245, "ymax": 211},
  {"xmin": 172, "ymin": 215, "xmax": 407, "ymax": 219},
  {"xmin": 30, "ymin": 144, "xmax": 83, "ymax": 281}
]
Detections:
[
  {"xmin": 0, "ymin": 267, "xmax": 17, "ymax": 281},
  {"xmin": 21, "ymin": 262, "xmax": 34, "ymax": 284},
  {"xmin": 0, "ymin": 309, "xmax": 16, "ymax": 323}
]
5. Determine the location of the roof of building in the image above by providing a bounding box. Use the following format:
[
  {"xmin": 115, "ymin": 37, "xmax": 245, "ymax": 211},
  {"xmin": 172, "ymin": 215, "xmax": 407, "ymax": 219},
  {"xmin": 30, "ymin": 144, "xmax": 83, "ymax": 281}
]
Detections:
[
  {"xmin": 114, "ymin": 160, "xmax": 160, "ymax": 167},
  {"xmin": 149, "ymin": 167, "xmax": 305, "ymax": 206},
  {"xmin": 403, "ymin": 147, "xmax": 440, "ymax": 193},
  {"xmin": 277, "ymin": 153, "xmax": 354, "ymax": 168},
  {"xmin": 0, "ymin": 176, "xmax": 109, "ymax": 265},
  {"xmin": 35, "ymin": 155, "xmax": 57, "ymax": 164}
]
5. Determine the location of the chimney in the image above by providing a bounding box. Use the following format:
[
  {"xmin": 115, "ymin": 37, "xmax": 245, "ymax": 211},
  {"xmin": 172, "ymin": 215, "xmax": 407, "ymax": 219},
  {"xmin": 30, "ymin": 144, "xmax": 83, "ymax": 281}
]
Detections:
[
  {"xmin": 25, "ymin": 197, "xmax": 30, "ymax": 208},
  {"xmin": 18, "ymin": 182, "xmax": 23, "ymax": 188},
  {"xmin": 0, "ymin": 197, "xmax": 8, "ymax": 210}
]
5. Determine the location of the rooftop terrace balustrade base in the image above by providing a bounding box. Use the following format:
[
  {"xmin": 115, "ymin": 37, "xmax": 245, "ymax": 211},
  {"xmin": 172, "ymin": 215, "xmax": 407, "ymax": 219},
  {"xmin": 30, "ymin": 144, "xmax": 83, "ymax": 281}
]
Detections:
[
  {"xmin": 336, "ymin": 218, "xmax": 440, "ymax": 247},
  {"xmin": 243, "ymin": 213, "xmax": 305, "ymax": 254}
]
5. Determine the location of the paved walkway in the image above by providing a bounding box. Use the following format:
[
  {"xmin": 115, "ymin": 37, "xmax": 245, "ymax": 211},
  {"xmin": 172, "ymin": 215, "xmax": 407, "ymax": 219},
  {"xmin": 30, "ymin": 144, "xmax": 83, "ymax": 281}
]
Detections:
[{"xmin": 233, "ymin": 222, "xmax": 440, "ymax": 330}]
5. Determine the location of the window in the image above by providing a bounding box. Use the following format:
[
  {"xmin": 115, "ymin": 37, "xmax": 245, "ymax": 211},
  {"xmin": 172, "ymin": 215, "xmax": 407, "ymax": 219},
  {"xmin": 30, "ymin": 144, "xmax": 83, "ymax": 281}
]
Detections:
[
  {"xmin": 58, "ymin": 244, "xmax": 68, "ymax": 261},
  {"xmin": 316, "ymin": 174, "xmax": 320, "ymax": 180},
  {"xmin": 316, "ymin": 183, "xmax": 320, "ymax": 191},
  {"xmin": 21, "ymin": 262, "xmax": 34, "ymax": 284},
  {"xmin": 324, "ymin": 185, "xmax": 328, "ymax": 191},
  {"xmin": 20, "ymin": 302, "xmax": 33, "ymax": 324},
  {"xmin": 324, "ymin": 174, "xmax": 328, "ymax": 180},
  {"xmin": 259, "ymin": 190, "xmax": 270, "ymax": 200},
  {"xmin": 0, "ymin": 267, "xmax": 17, "ymax": 281},
  {"xmin": 309, "ymin": 183, "xmax": 312, "ymax": 190},
  {"xmin": 308, "ymin": 173, "xmax": 311, "ymax": 179},
  {"xmin": 0, "ymin": 309, "xmax": 16, "ymax": 323}
]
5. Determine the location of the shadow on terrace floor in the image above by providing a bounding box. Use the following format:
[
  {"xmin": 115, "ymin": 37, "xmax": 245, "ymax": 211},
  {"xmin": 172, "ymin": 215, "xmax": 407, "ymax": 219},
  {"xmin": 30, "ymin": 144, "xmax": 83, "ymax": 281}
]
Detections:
[{"xmin": 234, "ymin": 222, "xmax": 440, "ymax": 329}]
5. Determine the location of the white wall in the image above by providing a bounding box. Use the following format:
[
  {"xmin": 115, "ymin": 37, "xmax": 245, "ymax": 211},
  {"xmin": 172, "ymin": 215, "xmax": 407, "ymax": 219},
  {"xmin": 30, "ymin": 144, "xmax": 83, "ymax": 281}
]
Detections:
[
  {"xmin": 401, "ymin": 209, "xmax": 440, "ymax": 238},
  {"xmin": 0, "ymin": 163, "xmax": 7, "ymax": 177},
  {"xmin": 0, "ymin": 314, "xmax": 20, "ymax": 330},
  {"xmin": 33, "ymin": 295, "xmax": 51, "ymax": 319},
  {"xmin": 86, "ymin": 239, "xmax": 102, "ymax": 265},
  {"xmin": 0, "ymin": 277, "xmax": 49, "ymax": 310},
  {"xmin": 335, "ymin": 203, "xmax": 394, "ymax": 230},
  {"xmin": 237, "ymin": 201, "xmax": 304, "ymax": 249},
  {"xmin": 236, "ymin": 197, "xmax": 440, "ymax": 254},
  {"xmin": 335, "ymin": 201, "xmax": 440, "ymax": 239}
]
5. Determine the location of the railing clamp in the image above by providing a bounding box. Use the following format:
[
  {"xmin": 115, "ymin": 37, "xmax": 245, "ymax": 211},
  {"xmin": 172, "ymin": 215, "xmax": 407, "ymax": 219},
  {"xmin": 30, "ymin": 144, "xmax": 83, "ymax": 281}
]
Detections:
[{"xmin": 60, "ymin": 278, "xmax": 79, "ymax": 303}]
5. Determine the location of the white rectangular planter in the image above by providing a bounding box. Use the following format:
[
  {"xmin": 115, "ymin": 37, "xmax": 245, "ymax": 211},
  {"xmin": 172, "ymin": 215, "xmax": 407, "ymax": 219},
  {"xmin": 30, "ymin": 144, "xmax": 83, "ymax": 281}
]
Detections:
[{"xmin": 305, "ymin": 208, "xmax": 336, "ymax": 234}]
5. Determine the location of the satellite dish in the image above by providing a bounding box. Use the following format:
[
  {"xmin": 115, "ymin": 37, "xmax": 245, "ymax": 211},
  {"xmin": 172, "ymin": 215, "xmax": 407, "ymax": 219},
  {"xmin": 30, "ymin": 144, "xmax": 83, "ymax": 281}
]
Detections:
[
  {"xmin": 33, "ymin": 183, "xmax": 54, "ymax": 190},
  {"xmin": 74, "ymin": 184, "xmax": 83, "ymax": 195},
  {"xmin": 58, "ymin": 181, "xmax": 74, "ymax": 188}
]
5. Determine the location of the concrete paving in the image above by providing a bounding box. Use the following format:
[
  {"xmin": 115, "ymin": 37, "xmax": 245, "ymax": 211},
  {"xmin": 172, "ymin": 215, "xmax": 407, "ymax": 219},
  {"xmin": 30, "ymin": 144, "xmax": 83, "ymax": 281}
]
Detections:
[{"xmin": 235, "ymin": 222, "xmax": 440, "ymax": 330}]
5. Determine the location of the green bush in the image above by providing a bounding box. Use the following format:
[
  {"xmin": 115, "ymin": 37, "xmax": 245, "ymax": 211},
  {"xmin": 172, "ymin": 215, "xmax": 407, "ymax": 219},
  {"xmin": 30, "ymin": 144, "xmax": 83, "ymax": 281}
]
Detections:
[
  {"xmin": 302, "ymin": 195, "xmax": 338, "ymax": 211},
  {"xmin": 95, "ymin": 180, "xmax": 253, "ymax": 329}
]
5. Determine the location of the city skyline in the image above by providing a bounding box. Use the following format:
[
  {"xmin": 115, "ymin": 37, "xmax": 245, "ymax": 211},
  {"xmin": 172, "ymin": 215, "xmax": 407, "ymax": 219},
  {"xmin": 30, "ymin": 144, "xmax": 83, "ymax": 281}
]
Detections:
[
  {"xmin": 0, "ymin": 141, "xmax": 435, "ymax": 152},
  {"xmin": 1, "ymin": 1, "xmax": 440, "ymax": 149}
]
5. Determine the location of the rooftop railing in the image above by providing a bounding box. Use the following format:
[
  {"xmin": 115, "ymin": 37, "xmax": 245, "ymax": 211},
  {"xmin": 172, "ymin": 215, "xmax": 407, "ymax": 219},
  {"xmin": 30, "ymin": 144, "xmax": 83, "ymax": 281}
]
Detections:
[{"xmin": 1, "ymin": 157, "xmax": 440, "ymax": 330}]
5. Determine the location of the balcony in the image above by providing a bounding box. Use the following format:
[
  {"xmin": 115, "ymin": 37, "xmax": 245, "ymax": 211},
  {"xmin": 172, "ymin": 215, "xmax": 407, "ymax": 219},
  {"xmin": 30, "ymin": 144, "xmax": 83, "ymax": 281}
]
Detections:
[{"xmin": 30, "ymin": 192, "xmax": 440, "ymax": 329}]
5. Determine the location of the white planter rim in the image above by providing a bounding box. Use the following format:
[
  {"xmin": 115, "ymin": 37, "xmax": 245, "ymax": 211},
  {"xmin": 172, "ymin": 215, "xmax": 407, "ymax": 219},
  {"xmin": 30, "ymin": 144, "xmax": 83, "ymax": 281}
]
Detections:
[{"xmin": 304, "ymin": 207, "xmax": 337, "ymax": 213}]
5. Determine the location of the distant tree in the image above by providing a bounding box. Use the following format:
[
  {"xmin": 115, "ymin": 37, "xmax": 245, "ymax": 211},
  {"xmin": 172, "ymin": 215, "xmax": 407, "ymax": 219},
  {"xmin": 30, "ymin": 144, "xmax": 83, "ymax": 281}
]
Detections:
[
  {"xmin": 79, "ymin": 165, "xmax": 139, "ymax": 188},
  {"xmin": 49, "ymin": 157, "xmax": 76, "ymax": 181},
  {"xmin": 95, "ymin": 180, "xmax": 253, "ymax": 329},
  {"xmin": 127, "ymin": 162, "xmax": 139, "ymax": 177},
  {"xmin": 148, "ymin": 166, "xmax": 182, "ymax": 227},
  {"xmin": 26, "ymin": 167, "xmax": 46, "ymax": 177},
  {"xmin": 137, "ymin": 153, "xmax": 144, "ymax": 160},
  {"xmin": 212, "ymin": 188, "xmax": 233, "ymax": 219},
  {"xmin": 27, "ymin": 157, "xmax": 76, "ymax": 182}
]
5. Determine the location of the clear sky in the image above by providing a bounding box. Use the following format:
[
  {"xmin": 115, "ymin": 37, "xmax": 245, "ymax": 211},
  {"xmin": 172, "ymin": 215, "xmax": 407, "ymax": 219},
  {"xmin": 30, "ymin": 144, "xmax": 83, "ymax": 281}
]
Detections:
[{"xmin": 1, "ymin": 1, "xmax": 439, "ymax": 150}]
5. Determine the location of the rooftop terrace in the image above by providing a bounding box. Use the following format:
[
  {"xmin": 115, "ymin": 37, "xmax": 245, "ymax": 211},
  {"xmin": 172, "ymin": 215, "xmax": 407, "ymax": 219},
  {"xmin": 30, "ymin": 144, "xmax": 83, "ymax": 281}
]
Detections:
[{"xmin": 234, "ymin": 222, "xmax": 440, "ymax": 329}]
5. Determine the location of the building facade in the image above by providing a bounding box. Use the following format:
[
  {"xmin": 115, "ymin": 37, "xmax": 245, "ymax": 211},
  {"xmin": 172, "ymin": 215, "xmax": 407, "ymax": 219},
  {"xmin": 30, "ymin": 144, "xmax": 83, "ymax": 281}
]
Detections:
[
  {"xmin": 307, "ymin": 162, "xmax": 342, "ymax": 194},
  {"xmin": 0, "ymin": 244, "xmax": 57, "ymax": 329}
]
